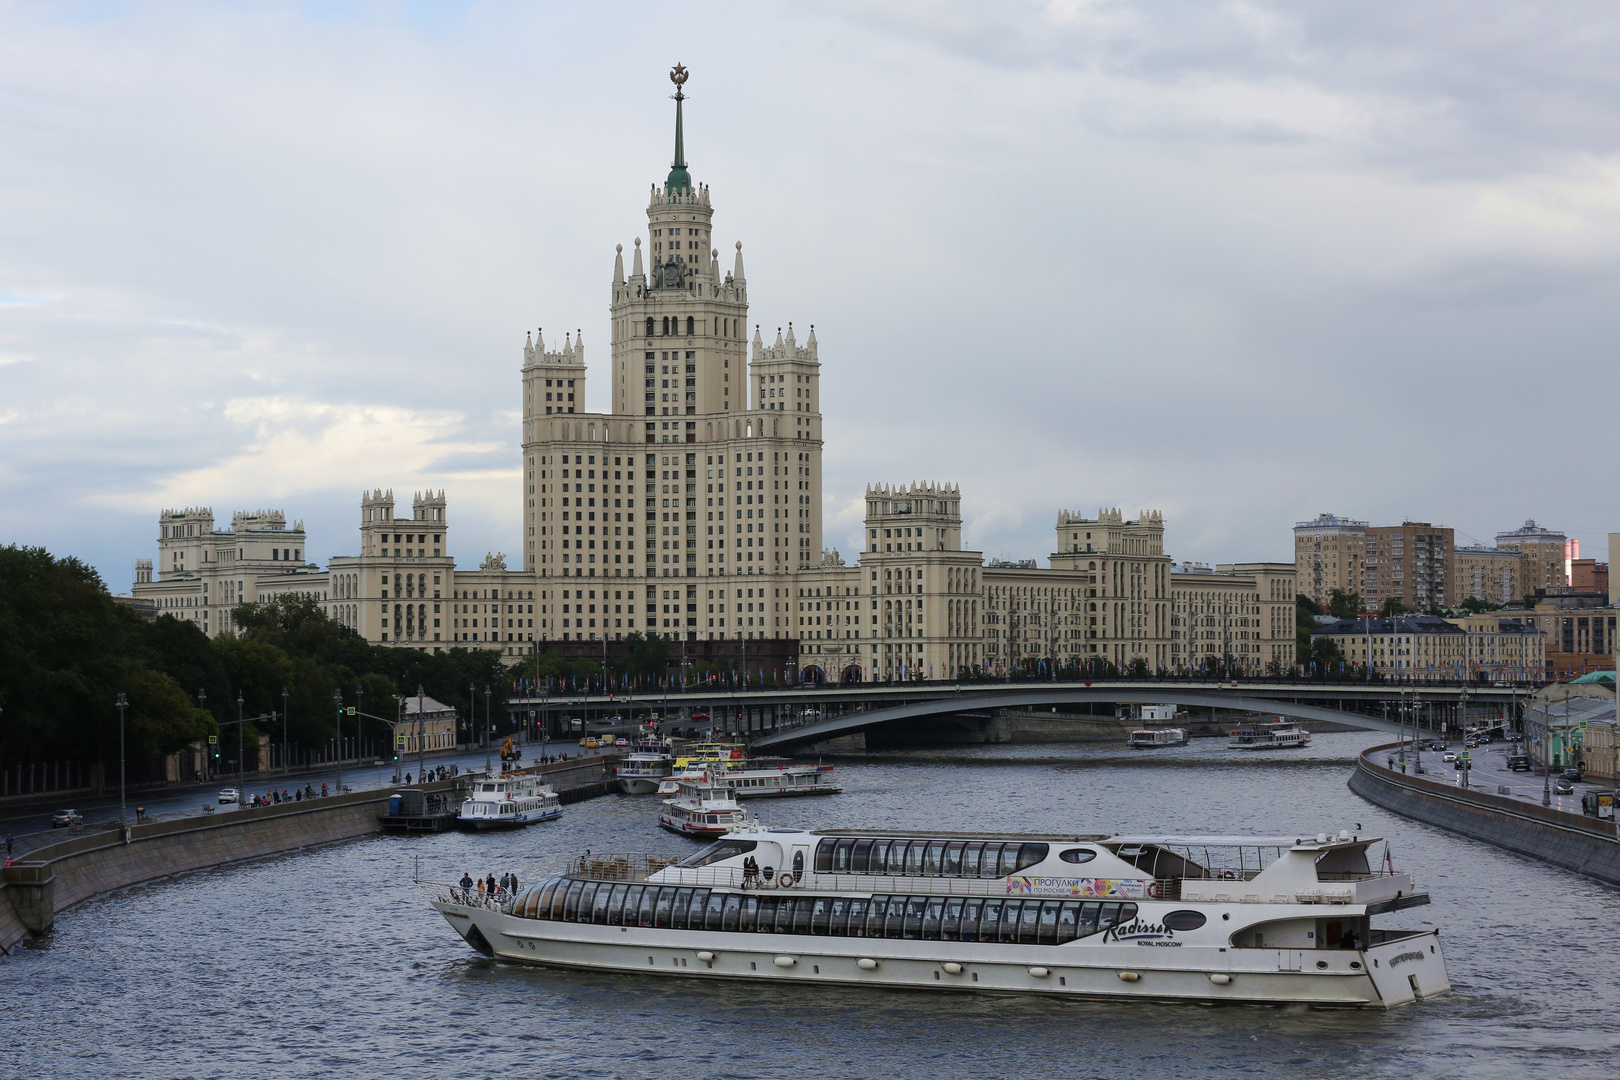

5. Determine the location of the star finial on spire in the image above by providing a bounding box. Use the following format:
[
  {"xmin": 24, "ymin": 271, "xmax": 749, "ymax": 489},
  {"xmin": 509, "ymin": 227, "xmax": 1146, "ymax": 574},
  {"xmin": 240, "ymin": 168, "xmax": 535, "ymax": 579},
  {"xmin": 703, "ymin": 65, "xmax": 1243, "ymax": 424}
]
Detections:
[{"xmin": 670, "ymin": 63, "xmax": 689, "ymax": 101}]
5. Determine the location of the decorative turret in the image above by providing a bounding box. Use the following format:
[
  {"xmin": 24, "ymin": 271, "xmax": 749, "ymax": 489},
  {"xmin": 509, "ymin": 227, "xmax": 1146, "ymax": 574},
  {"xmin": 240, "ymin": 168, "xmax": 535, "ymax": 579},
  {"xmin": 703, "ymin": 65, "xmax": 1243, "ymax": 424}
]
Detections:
[{"xmin": 522, "ymin": 327, "xmax": 585, "ymax": 416}]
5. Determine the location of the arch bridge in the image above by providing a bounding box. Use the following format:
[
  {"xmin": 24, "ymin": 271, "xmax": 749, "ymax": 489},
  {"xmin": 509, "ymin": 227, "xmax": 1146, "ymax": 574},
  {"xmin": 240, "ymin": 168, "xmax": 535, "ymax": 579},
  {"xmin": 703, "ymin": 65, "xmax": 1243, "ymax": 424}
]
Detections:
[{"xmin": 746, "ymin": 681, "xmax": 1522, "ymax": 752}]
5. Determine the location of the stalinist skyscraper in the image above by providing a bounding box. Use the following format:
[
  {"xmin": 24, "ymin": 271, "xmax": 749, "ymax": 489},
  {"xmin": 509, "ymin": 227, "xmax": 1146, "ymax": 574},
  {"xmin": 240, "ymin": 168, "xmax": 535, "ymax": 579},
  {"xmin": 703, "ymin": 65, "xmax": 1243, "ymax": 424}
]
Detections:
[{"xmin": 520, "ymin": 64, "xmax": 823, "ymax": 641}]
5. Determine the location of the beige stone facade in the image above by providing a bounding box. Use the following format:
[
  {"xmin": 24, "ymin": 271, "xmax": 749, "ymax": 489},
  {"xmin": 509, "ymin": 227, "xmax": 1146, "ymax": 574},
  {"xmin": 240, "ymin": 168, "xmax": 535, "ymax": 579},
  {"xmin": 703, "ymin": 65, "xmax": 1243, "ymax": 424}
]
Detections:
[
  {"xmin": 1171, "ymin": 563, "xmax": 1298, "ymax": 673},
  {"xmin": 1293, "ymin": 514, "xmax": 1367, "ymax": 609},
  {"xmin": 126, "ymin": 73, "xmax": 1293, "ymax": 678},
  {"xmin": 1495, "ymin": 520, "xmax": 1568, "ymax": 596},
  {"xmin": 1453, "ymin": 545, "xmax": 1522, "ymax": 606}
]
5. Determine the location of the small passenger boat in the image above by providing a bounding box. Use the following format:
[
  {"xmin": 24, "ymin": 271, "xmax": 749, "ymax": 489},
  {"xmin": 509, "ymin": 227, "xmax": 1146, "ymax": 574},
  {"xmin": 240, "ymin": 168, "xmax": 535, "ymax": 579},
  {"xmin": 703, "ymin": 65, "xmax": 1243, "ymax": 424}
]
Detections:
[
  {"xmin": 425, "ymin": 827, "xmax": 1450, "ymax": 1008},
  {"xmin": 1128, "ymin": 728, "xmax": 1188, "ymax": 749},
  {"xmin": 1228, "ymin": 720, "xmax": 1311, "ymax": 750},
  {"xmin": 657, "ymin": 774, "xmax": 749, "ymax": 837},
  {"xmin": 616, "ymin": 751, "xmax": 675, "ymax": 795},
  {"xmin": 456, "ymin": 775, "xmax": 563, "ymax": 830}
]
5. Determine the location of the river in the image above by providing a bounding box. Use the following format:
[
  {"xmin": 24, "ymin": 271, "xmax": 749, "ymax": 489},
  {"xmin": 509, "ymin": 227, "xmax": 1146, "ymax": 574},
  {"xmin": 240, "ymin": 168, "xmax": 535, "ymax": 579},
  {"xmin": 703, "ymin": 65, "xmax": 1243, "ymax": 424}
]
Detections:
[{"xmin": 6, "ymin": 732, "xmax": 1618, "ymax": 1079}]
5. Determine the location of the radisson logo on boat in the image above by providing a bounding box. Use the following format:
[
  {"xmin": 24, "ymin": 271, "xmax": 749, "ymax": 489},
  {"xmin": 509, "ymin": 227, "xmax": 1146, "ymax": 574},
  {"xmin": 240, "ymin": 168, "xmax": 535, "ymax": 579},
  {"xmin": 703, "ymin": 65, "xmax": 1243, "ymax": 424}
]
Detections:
[{"xmin": 1102, "ymin": 918, "xmax": 1181, "ymax": 945}]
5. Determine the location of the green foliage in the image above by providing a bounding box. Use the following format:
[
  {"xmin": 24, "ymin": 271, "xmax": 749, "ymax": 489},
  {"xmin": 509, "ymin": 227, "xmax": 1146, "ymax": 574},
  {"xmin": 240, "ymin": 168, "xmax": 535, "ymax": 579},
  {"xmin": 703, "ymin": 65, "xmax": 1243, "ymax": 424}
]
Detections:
[
  {"xmin": 1327, "ymin": 589, "xmax": 1363, "ymax": 619},
  {"xmin": 619, "ymin": 632, "xmax": 672, "ymax": 678},
  {"xmin": 0, "ymin": 545, "xmax": 216, "ymax": 760},
  {"xmin": 0, "ymin": 547, "xmax": 518, "ymax": 764},
  {"xmin": 1296, "ymin": 594, "xmax": 1324, "ymax": 660},
  {"xmin": 1310, "ymin": 636, "xmax": 1346, "ymax": 667},
  {"xmin": 1459, "ymin": 596, "xmax": 1500, "ymax": 614},
  {"xmin": 1379, "ymin": 598, "xmax": 1410, "ymax": 617}
]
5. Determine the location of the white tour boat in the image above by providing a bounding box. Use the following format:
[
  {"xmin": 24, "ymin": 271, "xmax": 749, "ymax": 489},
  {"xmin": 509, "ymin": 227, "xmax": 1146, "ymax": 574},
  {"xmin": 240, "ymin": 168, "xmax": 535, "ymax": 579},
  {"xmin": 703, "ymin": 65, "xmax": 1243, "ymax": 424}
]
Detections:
[
  {"xmin": 425, "ymin": 826, "xmax": 1450, "ymax": 1008},
  {"xmin": 657, "ymin": 774, "xmax": 749, "ymax": 837},
  {"xmin": 1128, "ymin": 728, "xmax": 1189, "ymax": 749},
  {"xmin": 1228, "ymin": 720, "xmax": 1312, "ymax": 751},
  {"xmin": 456, "ymin": 774, "xmax": 563, "ymax": 830},
  {"xmin": 656, "ymin": 761, "xmax": 841, "ymax": 800},
  {"xmin": 616, "ymin": 751, "xmax": 675, "ymax": 795}
]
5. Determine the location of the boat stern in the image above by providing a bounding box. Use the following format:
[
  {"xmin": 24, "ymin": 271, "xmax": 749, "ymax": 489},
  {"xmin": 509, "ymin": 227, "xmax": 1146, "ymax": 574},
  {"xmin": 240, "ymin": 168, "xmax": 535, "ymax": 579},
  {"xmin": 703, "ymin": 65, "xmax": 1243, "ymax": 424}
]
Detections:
[{"xmin": 1363, "ymin": 930, "xmax": 1450, "ymax": 1006}]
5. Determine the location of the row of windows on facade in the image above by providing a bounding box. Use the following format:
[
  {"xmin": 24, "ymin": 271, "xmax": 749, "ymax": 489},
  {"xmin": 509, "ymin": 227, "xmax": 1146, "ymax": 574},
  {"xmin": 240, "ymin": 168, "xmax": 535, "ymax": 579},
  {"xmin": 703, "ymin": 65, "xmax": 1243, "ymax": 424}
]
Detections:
[{"xmin": 505, "ymin": 879, "xmax": 1139, "ymax": 947}]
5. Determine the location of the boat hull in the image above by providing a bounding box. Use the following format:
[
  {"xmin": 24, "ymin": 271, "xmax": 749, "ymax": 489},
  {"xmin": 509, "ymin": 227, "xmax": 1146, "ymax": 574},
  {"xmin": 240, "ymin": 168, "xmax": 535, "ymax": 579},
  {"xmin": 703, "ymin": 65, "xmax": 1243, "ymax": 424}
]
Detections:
[
  {"xmin": 731, "ymin": 785, "xmax": 843, "ymax": 799},
  {"xmin": 617, "ymin": 777, "xmax": 666, "ymax": 795},
  {"xmin": 431, "ymin": 903, "xmax": 1448, "ymax": 1008},
  {"xmin": 457, "ymin": 808, "xmax": 564, "ymax": 830},
  {"xmin": 658, "ymin": 814, "xmax": 736, "ymax": 837}
]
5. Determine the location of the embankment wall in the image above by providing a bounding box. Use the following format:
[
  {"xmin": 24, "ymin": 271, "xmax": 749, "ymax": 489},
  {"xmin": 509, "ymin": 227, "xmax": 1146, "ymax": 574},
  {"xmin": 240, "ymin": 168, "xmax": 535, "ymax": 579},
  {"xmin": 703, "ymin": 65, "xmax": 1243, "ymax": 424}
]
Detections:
[
  {"xmin": 0, "ymin": 756, "xmax": 617, "ymax": 955},
  {"xmin": 1348, "ymin": 745, "xmax": 1620, "ymax": 887}
]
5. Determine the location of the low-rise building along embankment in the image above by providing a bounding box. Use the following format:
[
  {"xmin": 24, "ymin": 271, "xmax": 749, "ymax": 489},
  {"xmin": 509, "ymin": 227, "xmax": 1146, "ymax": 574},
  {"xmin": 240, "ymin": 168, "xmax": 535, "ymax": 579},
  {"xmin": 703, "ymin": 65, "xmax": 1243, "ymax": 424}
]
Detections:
[{"xmin": 1348, "ymin": 744, "xmax": 1620, "ymax": 887}]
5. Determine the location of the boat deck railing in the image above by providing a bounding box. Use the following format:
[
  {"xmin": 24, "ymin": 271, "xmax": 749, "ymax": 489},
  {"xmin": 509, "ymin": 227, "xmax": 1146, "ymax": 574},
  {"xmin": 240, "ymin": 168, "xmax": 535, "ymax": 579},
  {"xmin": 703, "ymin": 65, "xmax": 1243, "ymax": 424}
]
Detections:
[{"xmin": 420, "ymin": 880, "xmax": 517, "ymax": 910}]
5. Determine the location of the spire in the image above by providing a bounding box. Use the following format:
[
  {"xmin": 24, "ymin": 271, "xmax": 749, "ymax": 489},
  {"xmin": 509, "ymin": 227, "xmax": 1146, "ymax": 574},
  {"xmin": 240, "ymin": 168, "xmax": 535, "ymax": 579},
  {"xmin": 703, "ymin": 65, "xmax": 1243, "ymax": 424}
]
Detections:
[
  {"xmin": 614, "ymin": 244, "xmax": 624, "ymax": 286},
  {"xmin": 733, "ymin": 240, "xmax": 745, "ymax": 284},
  {"xmin": 666, "ymin": 63, "xmax": 692, "ymax": 195},
  {"xmin": 632, "ymin": 237, "xmax": 643, "ymax": 278}
]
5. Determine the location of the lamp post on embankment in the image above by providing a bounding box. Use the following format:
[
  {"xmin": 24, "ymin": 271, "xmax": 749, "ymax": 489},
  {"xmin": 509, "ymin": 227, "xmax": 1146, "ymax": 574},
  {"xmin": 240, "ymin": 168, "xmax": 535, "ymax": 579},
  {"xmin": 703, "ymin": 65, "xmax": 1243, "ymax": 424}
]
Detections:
[
  {"xmin": 333, "ymin": 689, "xmax": 344, "ymax": 797},
  {"xmin": 116, "ymin": 692, "xmax": 128, "ymax": 833}
]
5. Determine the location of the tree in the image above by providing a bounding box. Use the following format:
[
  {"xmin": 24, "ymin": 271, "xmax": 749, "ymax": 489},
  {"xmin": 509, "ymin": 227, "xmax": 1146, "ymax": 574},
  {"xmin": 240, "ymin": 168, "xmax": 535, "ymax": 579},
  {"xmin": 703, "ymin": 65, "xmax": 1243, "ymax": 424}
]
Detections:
[
  {"xmin": 1379, "ymin": 598, "xmax": 1410, "ymax": 617},
  {"xmin": 1296, "ymin": 594, "xmax": 1324, "ymax": 662},
  {"xmin": 1327, "ymin": 589, "xmax": 1363, "ymax": 619},
  {"xmin": 1460, "ymin": 596, "xmax": 1500, "ymax": 614},
  {"xmin": 1309, "ymin": 636, "xmax": 1345, "ymax": 671}
]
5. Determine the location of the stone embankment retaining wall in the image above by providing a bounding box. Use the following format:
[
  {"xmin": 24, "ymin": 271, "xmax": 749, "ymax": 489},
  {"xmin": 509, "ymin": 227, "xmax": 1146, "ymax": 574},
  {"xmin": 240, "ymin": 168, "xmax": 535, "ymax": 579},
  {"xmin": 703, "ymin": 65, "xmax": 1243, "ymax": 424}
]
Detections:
[
  {"xmin": 1349, "ymin": 744, "xmax": 1620, "ymax": 886},
  {"xmin": 0, "ymin": 755, "xmax": 619, "ymax": 955}
]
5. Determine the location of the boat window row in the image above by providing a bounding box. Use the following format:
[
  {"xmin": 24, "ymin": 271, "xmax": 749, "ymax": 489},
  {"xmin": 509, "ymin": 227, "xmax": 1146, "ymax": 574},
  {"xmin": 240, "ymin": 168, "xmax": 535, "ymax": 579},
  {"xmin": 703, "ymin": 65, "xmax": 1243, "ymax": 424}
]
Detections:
[
  {"xmin": 814, "ymin": 838, "xmax": 1050, "ymax": 878},
  {"xmin": 505, "ymin": 878, "xmax": 1135, "ymax": 944}
]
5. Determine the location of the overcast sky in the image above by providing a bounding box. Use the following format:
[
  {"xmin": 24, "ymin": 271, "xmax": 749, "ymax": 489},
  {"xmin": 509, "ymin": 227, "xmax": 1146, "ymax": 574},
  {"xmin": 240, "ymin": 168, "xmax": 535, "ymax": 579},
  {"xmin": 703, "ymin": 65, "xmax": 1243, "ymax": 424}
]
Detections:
[{"xmin": 3, "ymin": 1, "xmax": 1617, "ymax": 591}]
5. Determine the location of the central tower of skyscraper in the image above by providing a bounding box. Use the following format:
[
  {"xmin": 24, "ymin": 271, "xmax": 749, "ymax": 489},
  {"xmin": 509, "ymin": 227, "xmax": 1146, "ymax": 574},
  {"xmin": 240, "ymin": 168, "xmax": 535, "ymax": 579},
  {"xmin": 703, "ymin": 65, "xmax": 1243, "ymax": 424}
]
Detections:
[{"xmin": 519, "ymin": 65, "xmax": 824, "ymax": 642}]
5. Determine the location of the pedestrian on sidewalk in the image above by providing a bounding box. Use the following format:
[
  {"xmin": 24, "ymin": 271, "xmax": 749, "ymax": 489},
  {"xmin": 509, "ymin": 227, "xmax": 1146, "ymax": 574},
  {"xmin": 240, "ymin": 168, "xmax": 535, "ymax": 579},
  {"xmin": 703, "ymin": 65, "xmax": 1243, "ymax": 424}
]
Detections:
[
  {"xmin": 321, "ymin": 782, "xmax": 328, "ymax": 797},
  {"xmin": 5, "ymin": 833, "xmax": 12, "ymax": 856}
]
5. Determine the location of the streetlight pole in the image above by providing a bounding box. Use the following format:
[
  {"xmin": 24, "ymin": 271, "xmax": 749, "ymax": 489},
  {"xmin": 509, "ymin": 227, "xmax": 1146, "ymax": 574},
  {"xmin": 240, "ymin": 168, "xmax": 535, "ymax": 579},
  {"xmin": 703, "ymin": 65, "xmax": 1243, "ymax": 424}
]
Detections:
[
  {"xmin": 280, "ymin": 688, "xmax": 289, "ymax": 775},
  {"xmin": 484, "ymin": 684, "xmax": 492, "ymax": 775},
  {"xmin": 116, "ymin": 692, "xmax": 128, "ymax": 831},
  {"xmin": 417, "ymin": 684, "xmax": 426, "ymax": 785},
  {"xmin": 196, "ymin": 688, "xmax": 207, "ymax": 782},
  {"xmin": 333, "ymin": 689, "xmax": 344, "ymax": 797},
  {"xmin": 236, "ymin": 691, "xmax": 244, "ymax": 785}
]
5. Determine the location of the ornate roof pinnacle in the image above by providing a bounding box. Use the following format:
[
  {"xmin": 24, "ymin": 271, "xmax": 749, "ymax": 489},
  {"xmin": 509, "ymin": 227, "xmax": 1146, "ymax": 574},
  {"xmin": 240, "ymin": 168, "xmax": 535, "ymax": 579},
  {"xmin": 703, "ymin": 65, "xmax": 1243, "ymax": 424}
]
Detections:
[{"xmin": 666, "ymin": 63, "xmax": 692, "ymax": 195}]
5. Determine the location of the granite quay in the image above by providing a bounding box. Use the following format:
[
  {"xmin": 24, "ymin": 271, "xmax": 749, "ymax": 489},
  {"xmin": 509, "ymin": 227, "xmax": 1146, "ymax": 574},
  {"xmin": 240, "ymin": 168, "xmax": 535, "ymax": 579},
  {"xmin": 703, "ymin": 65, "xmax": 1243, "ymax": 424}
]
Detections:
[{"xmin": 1349, "ymin": 742, "xmax": 1620, "ymax": 886}]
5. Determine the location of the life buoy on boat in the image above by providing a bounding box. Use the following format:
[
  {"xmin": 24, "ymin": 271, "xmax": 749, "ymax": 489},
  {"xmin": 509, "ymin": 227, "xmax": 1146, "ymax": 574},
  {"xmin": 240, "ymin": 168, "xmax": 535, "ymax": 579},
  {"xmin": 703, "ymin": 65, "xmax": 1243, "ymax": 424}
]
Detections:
[
  {"xmin": 1145, "ymin": 881, "xmax": 1164, "ymax": 899},
  {"xmin": 1221, "ymin": 870, "xmax": 1236, "ymax": 880},
  {"xmin": 778, "ymin": 873, "xmax": 795, "ymax": 889}
]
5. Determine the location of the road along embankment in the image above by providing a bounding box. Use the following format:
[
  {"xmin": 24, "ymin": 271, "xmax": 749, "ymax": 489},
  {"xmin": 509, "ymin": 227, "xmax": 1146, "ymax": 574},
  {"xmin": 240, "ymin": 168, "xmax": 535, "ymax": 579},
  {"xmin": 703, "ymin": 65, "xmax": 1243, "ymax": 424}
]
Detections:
[
  {"xmin": 1349, "ymin": 743, "xmax": 1620, "ymax": 887},
  {"xmin": 0, "ymin": 755, "xmax": 619, "ymax": 955}
]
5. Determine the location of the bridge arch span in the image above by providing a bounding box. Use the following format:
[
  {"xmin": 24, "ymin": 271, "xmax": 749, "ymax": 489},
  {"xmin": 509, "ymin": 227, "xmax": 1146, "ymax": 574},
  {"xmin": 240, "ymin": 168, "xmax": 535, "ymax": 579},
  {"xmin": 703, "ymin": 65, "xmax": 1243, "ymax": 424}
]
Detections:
[{"xmin": 752, "ymin": 688, "xmax": 1406, "ymax": 752}]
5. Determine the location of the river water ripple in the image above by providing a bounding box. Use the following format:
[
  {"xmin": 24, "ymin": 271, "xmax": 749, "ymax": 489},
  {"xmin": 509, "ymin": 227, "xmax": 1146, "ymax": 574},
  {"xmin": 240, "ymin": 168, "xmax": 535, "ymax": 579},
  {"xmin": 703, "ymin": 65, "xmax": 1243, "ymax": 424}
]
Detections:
[{"xmin": 5, "ymin": 733, "xmax": 1617, "ymax": 1079}]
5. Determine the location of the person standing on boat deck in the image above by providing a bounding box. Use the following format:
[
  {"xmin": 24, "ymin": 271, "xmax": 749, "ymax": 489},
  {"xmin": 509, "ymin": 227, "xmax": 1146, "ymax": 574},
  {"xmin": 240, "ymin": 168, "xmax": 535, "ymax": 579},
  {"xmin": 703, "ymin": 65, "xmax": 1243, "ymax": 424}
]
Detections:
[
  {"xmin": 476, "ymin": 877, "xmax": 486, "ymax": 898},
  {"xmin": 460, "ymin": 872, "xmax": 474, "ymax": 891},
  {"xmin": 742, "ymin": 856, "xmax": 759, "ymax": 888}
]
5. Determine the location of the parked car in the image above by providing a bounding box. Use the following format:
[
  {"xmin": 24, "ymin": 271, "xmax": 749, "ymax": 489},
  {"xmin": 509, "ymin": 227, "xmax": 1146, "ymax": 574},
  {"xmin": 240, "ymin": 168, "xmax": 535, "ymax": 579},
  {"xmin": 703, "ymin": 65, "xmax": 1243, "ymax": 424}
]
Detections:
[
  {"xmin": 1442, "ymin": 751, "xmax": 1458, "ymax": 763},
  {"xmin": 218, "ymin": 788, "xmax": 240, "ymax": 804},
  {"xmin": 50, "ymin": 809, "xmax": 84, "ymax": 828},
  {"xmin": 1554, "ymin": 778, "xmax": 1575, "ymax": 795}
]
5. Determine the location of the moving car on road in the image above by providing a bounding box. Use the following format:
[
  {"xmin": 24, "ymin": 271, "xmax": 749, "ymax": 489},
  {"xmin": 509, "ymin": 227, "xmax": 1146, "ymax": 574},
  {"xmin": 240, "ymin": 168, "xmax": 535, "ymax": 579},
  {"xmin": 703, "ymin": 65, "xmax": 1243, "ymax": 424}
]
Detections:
[
  {"xmin": 1554, "ymin": 778, "xmax": 1576, "ymax": 795},
  {"xmin": 1442, "ymin": 751, "xmax": 1458, "ymax": 763},
  {"xmin": 51, "ymin": 809, "xmax": 84, "ymax": 828},
  {"xmin": 218, "ymin": 788, "xmax": 240, "ymax": 804}
]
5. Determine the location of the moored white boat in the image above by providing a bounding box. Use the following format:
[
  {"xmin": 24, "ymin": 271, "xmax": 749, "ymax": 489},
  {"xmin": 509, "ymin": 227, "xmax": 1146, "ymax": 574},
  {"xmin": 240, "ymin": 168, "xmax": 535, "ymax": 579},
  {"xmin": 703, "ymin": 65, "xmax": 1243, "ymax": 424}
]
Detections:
[
  {"xmin": 1228, "ymin": 720, "xmax": 1311, "ymax": 750},
  {"xmin": 426, "ymin": 826, "xmax": 1450, "ymax": 1008},
  {"xmin": 456, "ymin": 775, "xmax": 563, "ymax": 829},
  {"xmin": 657, "ymin": 774, "xmax": 749, "ymax": 837},
  {"xmin": 1128, "ymin": 728, "xmax": 1188, "ymax": 749},
  {"xmin": 616, "ymin": 751, "xmax": 675, "ymax": 795}
]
